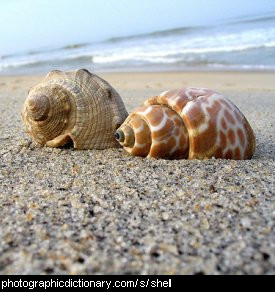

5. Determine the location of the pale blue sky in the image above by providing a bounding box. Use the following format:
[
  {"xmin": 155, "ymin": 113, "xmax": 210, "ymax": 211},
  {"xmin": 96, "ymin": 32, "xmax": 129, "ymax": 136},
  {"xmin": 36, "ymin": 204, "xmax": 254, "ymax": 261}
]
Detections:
[{"xmin": 0, "ymin": 0, "xmax": 275, "ymax": 55}]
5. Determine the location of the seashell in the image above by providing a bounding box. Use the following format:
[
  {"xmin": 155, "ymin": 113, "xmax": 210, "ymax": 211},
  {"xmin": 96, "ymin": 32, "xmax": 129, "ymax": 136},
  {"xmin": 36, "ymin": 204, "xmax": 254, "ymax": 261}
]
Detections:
[
  {"xmin": 115, "ymin": 88, "xmax": 255, "ymax": 160},
  {"xmin": 22, "ymin": 69, "xmax": 128, "ymax": 149}
]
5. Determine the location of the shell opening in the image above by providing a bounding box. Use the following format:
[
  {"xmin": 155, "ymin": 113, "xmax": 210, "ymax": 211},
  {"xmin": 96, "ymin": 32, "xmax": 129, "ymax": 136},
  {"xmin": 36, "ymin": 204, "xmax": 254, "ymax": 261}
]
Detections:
[
  {"xmin": 115, "ymin": 130, "xmax": 125, "ymax": 143},
  {"xmin": 116, "ymin": 125, "xmax": 135, "ymax": 148},
  {"xmin": 27, "ymin": 94, "xmax": 50, "ymax": 121}
]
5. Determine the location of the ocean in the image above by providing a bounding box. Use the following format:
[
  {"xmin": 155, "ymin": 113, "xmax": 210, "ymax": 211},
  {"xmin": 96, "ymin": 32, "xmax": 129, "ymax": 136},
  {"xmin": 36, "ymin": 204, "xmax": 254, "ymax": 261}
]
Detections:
[{"xmin": 1, "ymin": 13, "xmax": 275, "ymax": 74}]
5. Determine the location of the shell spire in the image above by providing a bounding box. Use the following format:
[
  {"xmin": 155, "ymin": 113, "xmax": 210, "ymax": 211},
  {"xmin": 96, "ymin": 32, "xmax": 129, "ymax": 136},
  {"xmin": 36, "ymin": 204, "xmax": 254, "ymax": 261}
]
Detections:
[
  {"xmin": 115, "ymin": 88, "xmax": 256, "ymax": 160},
  {"xmin": 22, "ymin": 69, "xmax": 128, "ymax": 149},
  {"xmin": 26, "ymin": 94, "xmax": 50, "ymax": 121}
]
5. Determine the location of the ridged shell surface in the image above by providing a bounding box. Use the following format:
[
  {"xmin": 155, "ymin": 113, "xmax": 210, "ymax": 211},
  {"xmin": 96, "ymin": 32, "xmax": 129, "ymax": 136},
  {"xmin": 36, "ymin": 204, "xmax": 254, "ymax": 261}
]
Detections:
[
  {"xmin": 115, "ymin": 88, "xmax": 256, "ymax": 160},
  {"xmin": 22, "ymin": 69, "xmax": 128, "ymax": 149}
]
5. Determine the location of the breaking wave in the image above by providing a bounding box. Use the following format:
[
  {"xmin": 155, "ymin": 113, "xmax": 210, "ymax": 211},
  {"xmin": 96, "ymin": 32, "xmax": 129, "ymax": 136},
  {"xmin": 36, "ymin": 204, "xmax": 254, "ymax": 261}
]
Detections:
[{"xmin": 1, "ymin": 13, "xmax": 275, "ymax": 74}]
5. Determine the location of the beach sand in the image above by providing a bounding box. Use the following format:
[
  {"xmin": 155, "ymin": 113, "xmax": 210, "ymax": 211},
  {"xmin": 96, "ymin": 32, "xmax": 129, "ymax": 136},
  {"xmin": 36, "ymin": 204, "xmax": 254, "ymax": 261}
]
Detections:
[{"xmin": 0, "ymin": 71, "xmax": 274, "ymax": 275}]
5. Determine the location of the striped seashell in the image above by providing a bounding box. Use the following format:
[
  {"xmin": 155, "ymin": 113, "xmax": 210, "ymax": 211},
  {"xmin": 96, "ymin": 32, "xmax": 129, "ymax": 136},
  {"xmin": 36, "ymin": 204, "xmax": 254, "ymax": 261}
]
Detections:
[
  {"xmin": 115, "ymin": 88, "xmax": 256, "ymax": 160},
  {"xmin": 22, "ymin": 69, "xmax": 128, "ymax": 149}
]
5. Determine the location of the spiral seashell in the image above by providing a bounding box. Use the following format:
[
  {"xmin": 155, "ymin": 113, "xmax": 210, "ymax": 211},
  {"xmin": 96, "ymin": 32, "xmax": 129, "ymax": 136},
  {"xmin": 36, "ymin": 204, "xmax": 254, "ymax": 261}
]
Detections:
[
  {"xmin": 115, "ymin": 88, "xmax": 256, "ymax": 160},
  {"xmin": 22, "ymin": 69, "xmax": 128, "ymax": 149}
]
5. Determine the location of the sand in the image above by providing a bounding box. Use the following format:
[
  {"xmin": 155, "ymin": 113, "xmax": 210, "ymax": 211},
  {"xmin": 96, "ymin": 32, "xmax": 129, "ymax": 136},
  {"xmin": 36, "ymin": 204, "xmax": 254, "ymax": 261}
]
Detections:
[{"xmin": 0, "ymin": 71, "xmax": 274, "ymax": 275}]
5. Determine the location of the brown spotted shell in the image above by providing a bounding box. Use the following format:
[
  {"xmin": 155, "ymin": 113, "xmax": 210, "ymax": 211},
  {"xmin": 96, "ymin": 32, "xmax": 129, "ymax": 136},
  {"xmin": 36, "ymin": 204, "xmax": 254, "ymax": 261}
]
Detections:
[
  {"xmin": 22, "ymin": 69, "xmax": 128, "ymax": 149},
  {"xmin": 115, "ymin": 88, "xmax": 256, "ymax": 160}
]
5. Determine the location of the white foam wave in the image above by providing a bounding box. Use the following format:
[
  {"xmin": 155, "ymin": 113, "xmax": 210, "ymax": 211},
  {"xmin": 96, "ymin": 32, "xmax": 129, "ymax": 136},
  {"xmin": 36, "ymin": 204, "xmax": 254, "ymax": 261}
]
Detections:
[
  {"xmin": 91, "ymin": 26, "xmax": 275, "ymax": 64},
  {"xmin": 1, "ymin": 24, "xmax": 275, "ymax": 73}
]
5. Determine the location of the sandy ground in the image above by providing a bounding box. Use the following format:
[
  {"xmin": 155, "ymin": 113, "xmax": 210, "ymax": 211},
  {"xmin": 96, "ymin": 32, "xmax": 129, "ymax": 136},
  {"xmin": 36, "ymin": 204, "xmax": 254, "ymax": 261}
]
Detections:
[{"xmin": 0, "ymin": 71, "xmax": 274, "ymax": 275}]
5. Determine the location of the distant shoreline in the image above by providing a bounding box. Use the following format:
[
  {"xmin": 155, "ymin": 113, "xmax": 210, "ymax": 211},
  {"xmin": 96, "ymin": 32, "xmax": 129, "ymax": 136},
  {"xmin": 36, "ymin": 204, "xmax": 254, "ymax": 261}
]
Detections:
[
  {"xmin": 1, "ymin": 67, "xmax": 275, "ymax": 78},
  {"xmin": 1, "ymin": 71, "xmax": 275, "ymax": 94},
  {"xmin": 1, "ymin": 13, "xmax": 275, "ymax": 76}
]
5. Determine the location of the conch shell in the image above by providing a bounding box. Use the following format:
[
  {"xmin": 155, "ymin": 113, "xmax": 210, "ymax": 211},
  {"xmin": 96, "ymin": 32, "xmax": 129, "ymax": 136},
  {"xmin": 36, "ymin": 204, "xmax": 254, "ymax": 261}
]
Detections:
[
  {"xmin": 115, "ymin": 88, "xmax": 256, "ymax": 160},
  {"xmin": 22, "ymin": 69, "xmax": 128, "ymax": 149}
]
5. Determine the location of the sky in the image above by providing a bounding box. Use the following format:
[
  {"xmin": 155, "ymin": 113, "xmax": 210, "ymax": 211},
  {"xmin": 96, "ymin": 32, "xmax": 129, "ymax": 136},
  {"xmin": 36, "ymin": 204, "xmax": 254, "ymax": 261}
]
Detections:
[{"xmin": 0, "ymin": 0, "xmax": 275, "ymax": 56}]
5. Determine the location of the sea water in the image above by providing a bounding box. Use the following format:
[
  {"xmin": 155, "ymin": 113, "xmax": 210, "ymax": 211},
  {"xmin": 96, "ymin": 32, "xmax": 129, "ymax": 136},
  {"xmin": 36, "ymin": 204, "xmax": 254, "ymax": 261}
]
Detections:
[{"xmin": 1, "ymin": 14, "xmax": 275, "ymax": 74}]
